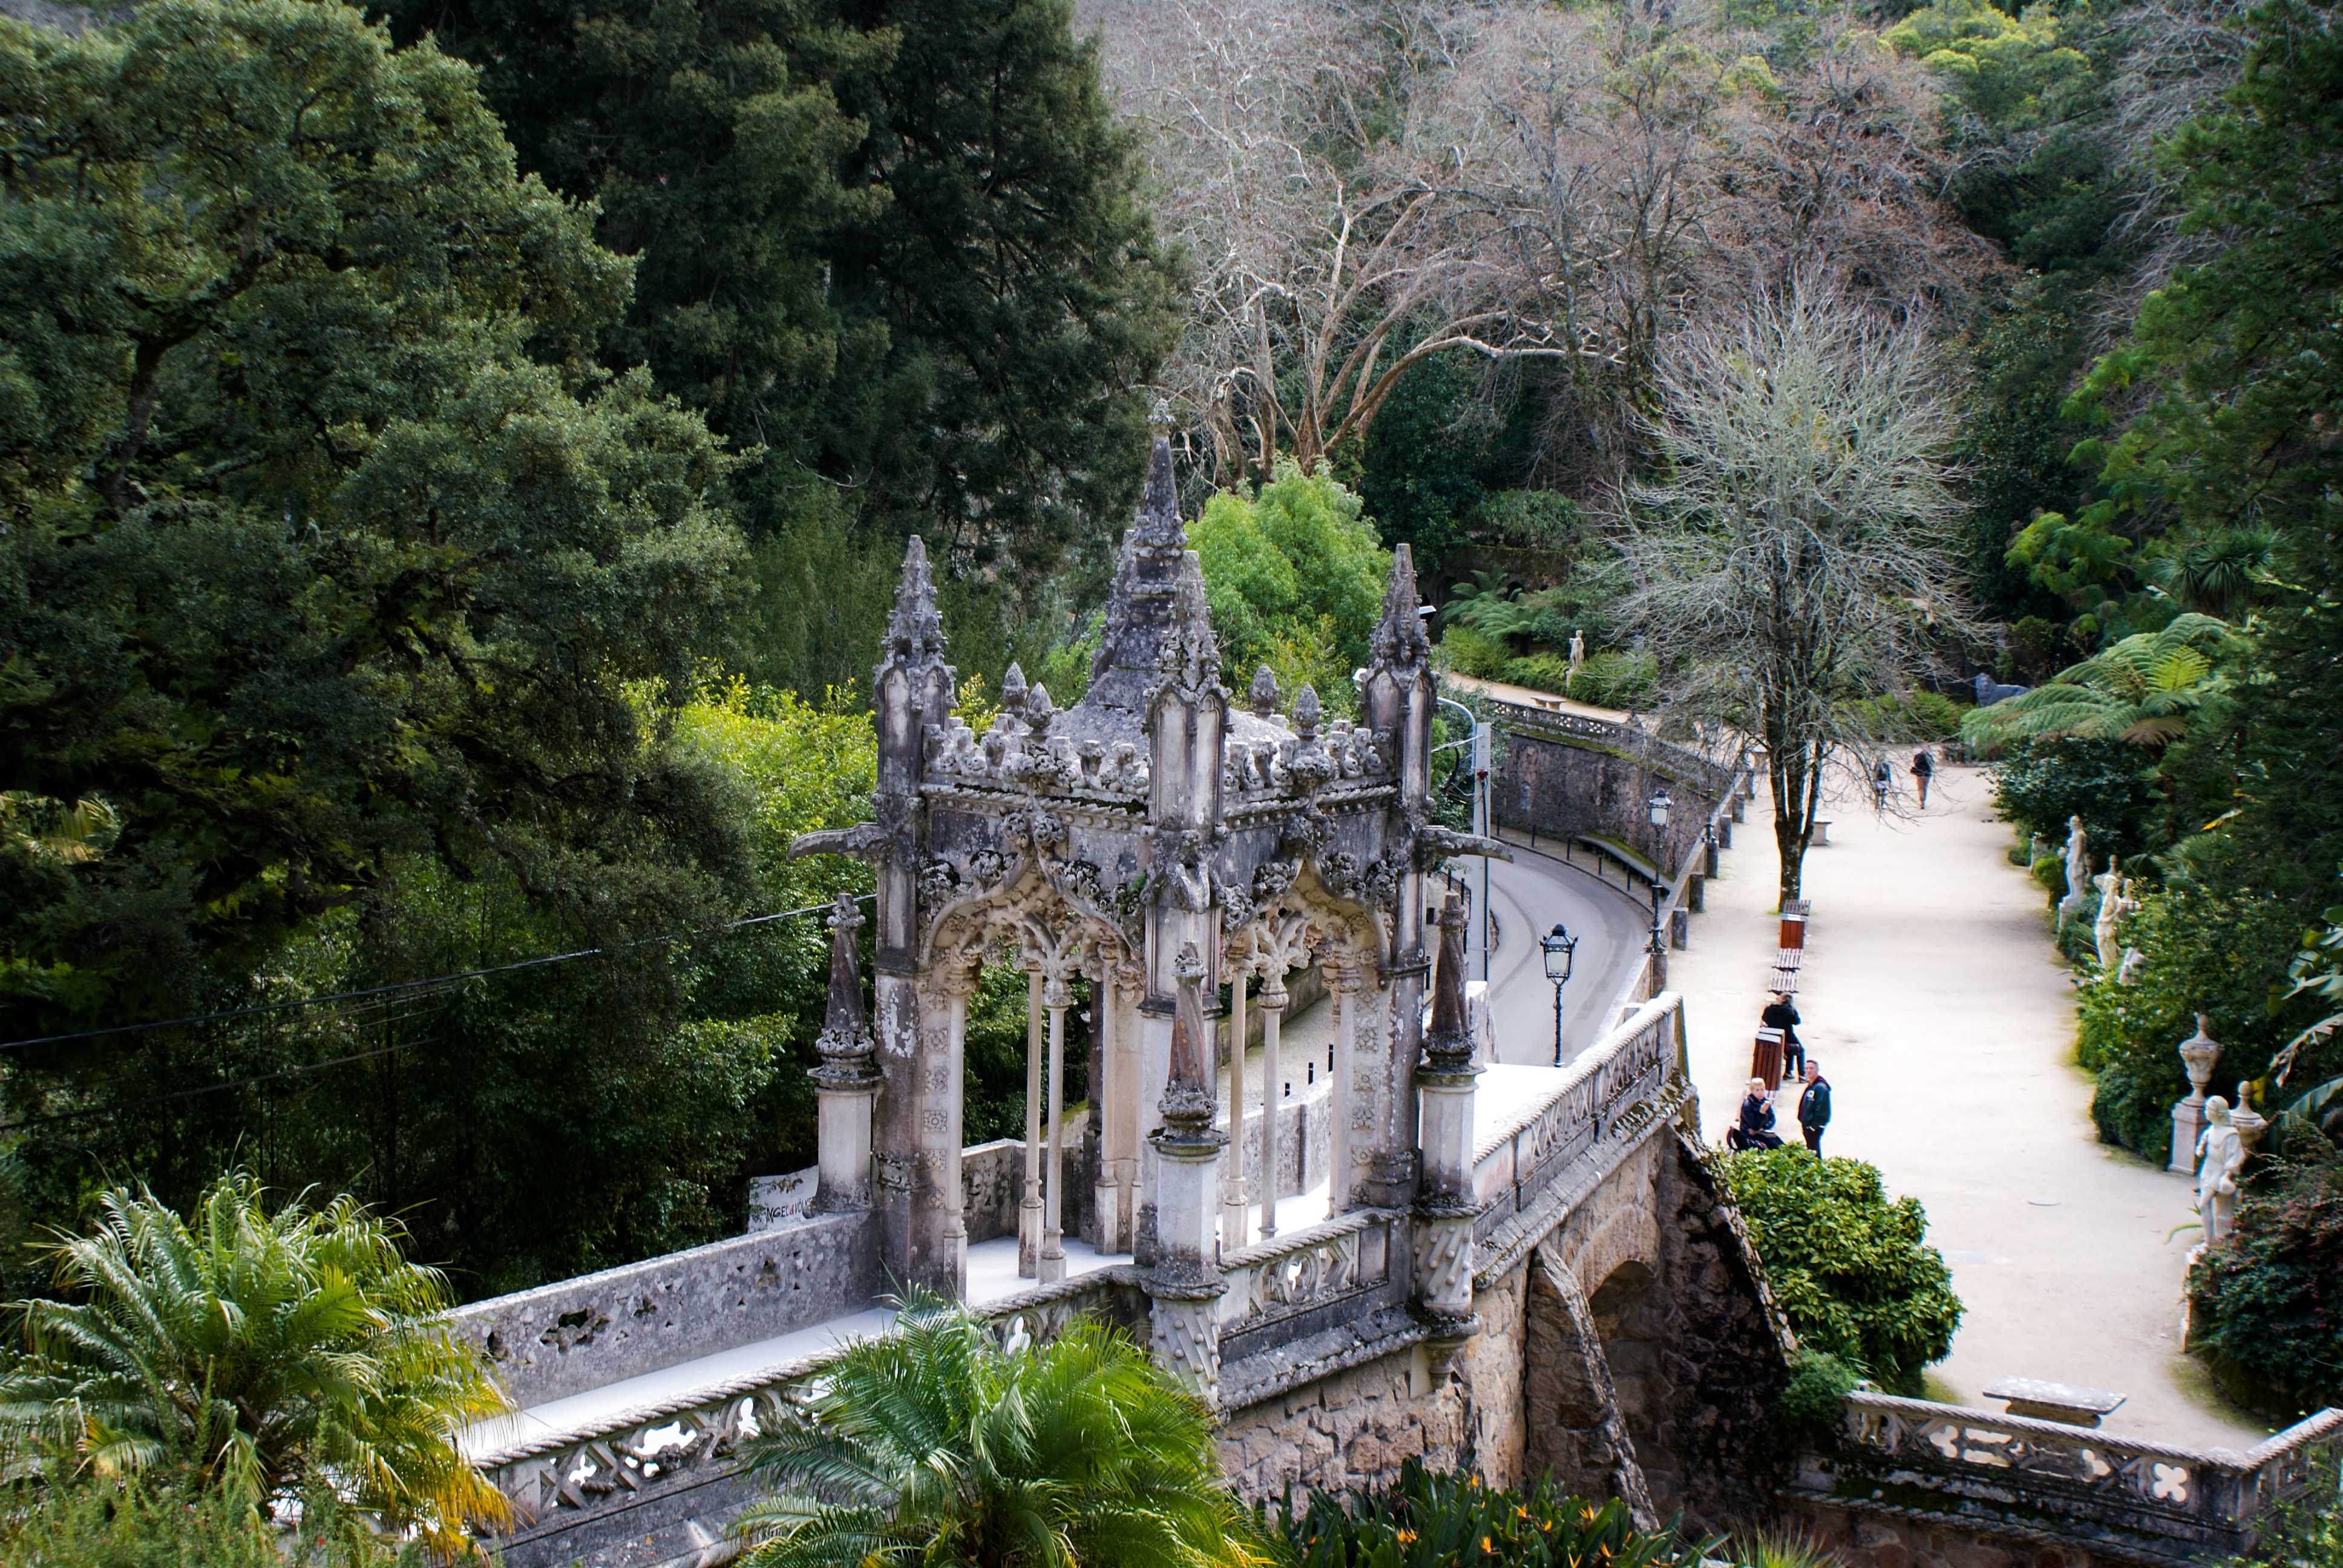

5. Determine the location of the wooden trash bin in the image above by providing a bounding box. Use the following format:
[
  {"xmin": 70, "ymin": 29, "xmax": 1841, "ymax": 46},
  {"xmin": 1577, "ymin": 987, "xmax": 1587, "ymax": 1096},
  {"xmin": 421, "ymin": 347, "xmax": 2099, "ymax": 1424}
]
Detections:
[
  {"xmin": 1752, "ymin": 1026, "xmax": 1786, "ymax": 1090},
  {"xmin": 1778, "ymin": 909, "xmax": 1807, "ymax": 950}
]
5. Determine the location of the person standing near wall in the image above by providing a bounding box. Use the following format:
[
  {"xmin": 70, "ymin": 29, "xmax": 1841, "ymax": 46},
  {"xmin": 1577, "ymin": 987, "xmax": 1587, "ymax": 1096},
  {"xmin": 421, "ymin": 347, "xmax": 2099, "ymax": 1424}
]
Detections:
[
  {"xmin": 1762, "ymin": 992, "xmax": 1803, "ymax": 1078},
  {"xmin": 1798, "ymin": 1061, "xmax": 1832, "ymax": 1155}
]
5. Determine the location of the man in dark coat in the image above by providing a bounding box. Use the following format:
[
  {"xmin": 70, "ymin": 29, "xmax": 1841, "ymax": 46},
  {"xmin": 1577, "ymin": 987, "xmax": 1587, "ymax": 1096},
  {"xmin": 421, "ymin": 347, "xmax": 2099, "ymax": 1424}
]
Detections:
[
  {"xmin": 1798, "ymin": 1061, "xmax": 1832, "ymax": 1155},
  {"xmin": 1762, "ymin": 992, "xmax": 1803, "ymax": 1077},
  {"xmin": 1910, "ymin": 748, "xmax": 1935, "ymax": 809}
]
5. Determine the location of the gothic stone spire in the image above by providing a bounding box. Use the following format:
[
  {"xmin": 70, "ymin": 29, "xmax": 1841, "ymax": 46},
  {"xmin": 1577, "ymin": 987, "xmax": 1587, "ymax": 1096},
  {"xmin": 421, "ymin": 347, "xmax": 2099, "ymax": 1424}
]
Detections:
[
  {"xmin": 1369, "ymin": 542, "xmax": 1433, "ymax": 670},
  {"xmin": 880, "ymin": 536, "xmax": 946, "ymax": 671}
]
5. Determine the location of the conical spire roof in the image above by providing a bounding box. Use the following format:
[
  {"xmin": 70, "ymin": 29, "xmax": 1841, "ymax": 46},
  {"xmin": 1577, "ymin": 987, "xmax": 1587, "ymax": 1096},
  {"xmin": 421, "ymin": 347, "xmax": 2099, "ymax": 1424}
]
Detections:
[
  {"xmin": 882, "ymin": 536, "xmax": 946, "ymax": 668},
  {"xmin": 1079, "ymin": 430, "xmax": 1203, "ymax": 714},
  {"xmin": 1369, "ymin": 543, "xmax": 1432, "ymax": 670}
]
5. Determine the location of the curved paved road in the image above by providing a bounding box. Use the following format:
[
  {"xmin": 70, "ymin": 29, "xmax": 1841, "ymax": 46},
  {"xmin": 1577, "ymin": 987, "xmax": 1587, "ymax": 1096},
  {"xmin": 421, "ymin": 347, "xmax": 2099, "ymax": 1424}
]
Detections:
[{"xmin": 1457, "ymin": 836, "xmax": 1657, "ymax": 1067}]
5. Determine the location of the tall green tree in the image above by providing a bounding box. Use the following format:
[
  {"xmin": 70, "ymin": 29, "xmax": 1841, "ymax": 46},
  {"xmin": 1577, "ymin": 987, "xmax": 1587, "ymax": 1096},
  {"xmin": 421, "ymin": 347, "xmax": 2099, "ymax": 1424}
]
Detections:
[
  {"xmin": 0, "ymin": 0, "xmax": 749, "ymax": 1033},
  {"xmin": 2068, "ymin": 0, "xmax": 2343, "ymax": 897},
  {"xmin": 381, "ymin": 0, "xmax": 1179, "ymax": 590}
]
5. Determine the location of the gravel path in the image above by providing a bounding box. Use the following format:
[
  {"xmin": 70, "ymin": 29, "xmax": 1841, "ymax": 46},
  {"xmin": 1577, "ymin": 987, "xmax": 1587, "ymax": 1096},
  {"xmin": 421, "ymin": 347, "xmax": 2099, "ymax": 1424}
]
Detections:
[{"xmin": 1662, "ymin": 759, "xmax": 2269, "ymax": 1448}]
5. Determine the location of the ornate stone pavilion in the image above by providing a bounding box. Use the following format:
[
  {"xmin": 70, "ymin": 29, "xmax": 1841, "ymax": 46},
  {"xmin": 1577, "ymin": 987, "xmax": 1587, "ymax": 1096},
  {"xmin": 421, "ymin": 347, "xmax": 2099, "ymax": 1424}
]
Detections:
[{"xmin": 791, "ymin": 427, "xmax": 1504, "ymax": 1389}]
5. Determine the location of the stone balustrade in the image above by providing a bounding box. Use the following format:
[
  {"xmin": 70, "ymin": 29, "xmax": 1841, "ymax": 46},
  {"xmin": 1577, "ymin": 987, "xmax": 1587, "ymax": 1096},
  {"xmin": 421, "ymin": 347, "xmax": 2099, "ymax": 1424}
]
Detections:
[
  {"xmin": 1217, "ymin": 1209, "xmax": 1404, "ymax": 1356},
  {"xmin": 474, "ymin": 1264, "xmax": 1149, "ymax": 1550},
  {"xmin": 1473, "ymin": 997, "xmax": 1682, "ymax": 1250},
  {"xmin": 1797, "ymin": 1392, "xmax": 2343, "ymax": 1563}
]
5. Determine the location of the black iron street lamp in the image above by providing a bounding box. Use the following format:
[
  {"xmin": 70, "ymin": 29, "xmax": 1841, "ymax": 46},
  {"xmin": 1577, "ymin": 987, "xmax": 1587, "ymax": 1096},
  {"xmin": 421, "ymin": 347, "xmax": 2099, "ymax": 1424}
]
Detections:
[
  {"xmin": 1541, "ymin": 922, "xmax": 1579, "ymax": 1067},
  {"xmin": 1645, "ymin": 789, "xmax": 1673, "ymax": 958}
]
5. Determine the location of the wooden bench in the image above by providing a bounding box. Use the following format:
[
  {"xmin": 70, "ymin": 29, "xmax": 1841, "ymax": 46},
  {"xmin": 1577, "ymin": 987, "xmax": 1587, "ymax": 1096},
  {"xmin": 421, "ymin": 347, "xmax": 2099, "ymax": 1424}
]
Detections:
[{"xmin": 1575, "ymin": 835, "xmax": 1662, "ymax": 888}]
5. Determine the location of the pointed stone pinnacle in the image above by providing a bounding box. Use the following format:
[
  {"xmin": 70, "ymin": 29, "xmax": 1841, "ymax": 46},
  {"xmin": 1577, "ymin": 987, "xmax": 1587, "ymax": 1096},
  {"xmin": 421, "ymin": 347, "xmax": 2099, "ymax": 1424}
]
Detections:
[
  {"xmin": 1159, "ymin": 942, "xmax": 1219, "ymax": 1138},
  {"xmin": 814, "ymin": 893, "xmax": 874, "ymax": 1079},
  {"xmin": 1001, "ymin": 661, "xmax": 1028, "ymax": 713},
  {"xmin": 1424, "ymin": 890, "xmax": 1473, "ymax": 1071},
  {"xmin": 884, "ymin": 536, "xmax": 946, "ymax": 663},
  {"xmin": 1369, "ymin": 542, "xmax": 1432, "ymax": 669},
  {"xmin": 1135, "ymin": 426, "xmax": 1182, "ymax": 547}
]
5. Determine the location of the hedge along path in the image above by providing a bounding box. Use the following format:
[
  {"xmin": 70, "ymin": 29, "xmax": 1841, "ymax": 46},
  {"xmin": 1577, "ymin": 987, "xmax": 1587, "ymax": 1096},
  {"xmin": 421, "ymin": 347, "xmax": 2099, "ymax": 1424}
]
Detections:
[{"xmin": 1666, "ymin": 758, "xmax": 2267, "ymax": 1448}]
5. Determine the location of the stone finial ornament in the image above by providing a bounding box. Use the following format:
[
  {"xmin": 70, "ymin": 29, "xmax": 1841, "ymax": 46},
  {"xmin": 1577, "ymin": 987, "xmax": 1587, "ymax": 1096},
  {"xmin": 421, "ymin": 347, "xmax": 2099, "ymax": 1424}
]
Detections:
[
  {"xmin": 2178, "ymin": 1014, "xmax": 2221, "ymax": 1101},
  {"xmin": 1250, "ymin": 664, "xmax": 1279, "ymax": 719},
  {"xmin": 1001, "ymin": 661, "xmax": 1029, "ymax": 715}
]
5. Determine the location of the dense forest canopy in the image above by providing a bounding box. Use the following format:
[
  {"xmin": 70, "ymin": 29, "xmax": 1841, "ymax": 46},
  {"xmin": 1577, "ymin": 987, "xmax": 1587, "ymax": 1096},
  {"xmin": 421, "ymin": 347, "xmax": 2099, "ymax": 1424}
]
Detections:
[{"xmin": 1, "ymin": 0, "xmax": 2339, "ymax": 1363}]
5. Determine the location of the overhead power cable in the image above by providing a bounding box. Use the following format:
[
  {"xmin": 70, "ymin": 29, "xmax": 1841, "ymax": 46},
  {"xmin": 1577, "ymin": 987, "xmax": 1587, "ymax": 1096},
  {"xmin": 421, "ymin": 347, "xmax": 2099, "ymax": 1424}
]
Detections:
[{"xmin": 0, "ymin": 893, "xmax": 873, "ymax": 1055}]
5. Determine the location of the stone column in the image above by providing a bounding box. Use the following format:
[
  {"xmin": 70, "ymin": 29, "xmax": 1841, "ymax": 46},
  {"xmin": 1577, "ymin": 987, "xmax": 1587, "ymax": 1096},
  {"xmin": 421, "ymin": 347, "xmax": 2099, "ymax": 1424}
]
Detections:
[
  {"xmin": 812, "ymin": 896, "xmax": 880, "ymax": 1214},
  {"xmin": 933, "ymin": 960, "xmax": 978, "ymax": 1296},
  {"xmin": 1147, "ymin": 946, "xmax": 1227, "ymax": 1404},
  {"xmin": 1220, "ymin": 963, "xmax": 1251, "ymax": 1251},
  {"xmin": 1020, "ymin": 970, "xmax": 1044, "ymax": 1277},
  {"xmin": 1257, "ymin": 965, "xmax": 1288, "ymax": 1241},
  {"xmin": 2170, "ymin": 1014, "xmax": 2222, "ymax": 1175},
  {"xmin": 1040, "ymin": 970, "xmax": 1072, "ymax": 1283},
  {"xmin": 1415, "ymin": 893, "xmax": 1481, "ymax": 1357},
  {"xmin": 1325, "ymin": 966, "xmax": 1351, "ymax": 1221}
]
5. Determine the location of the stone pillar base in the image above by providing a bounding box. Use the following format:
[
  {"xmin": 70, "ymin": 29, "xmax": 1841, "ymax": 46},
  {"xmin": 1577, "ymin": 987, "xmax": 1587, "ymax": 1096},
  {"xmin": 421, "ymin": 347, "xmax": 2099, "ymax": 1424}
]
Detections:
[{"xmin": 2170, "ymin": 1098, "xmax": 2207, "ymax": 1175}]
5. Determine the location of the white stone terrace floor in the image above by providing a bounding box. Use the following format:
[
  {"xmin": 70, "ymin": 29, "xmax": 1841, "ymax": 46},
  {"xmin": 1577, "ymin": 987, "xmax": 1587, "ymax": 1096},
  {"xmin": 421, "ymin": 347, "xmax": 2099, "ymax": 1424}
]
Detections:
[{"xmin": 465, "ymin": 1063, "xmax": 1575, "ymax": 1462}]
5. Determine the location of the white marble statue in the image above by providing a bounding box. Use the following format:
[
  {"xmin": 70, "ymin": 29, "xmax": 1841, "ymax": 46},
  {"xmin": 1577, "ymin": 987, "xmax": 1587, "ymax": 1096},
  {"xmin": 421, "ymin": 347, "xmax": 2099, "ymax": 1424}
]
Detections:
[
  {"xmin": 2092, "ymin": 860, "xmax": 2138, "ymax": 970},
  {"xmin": 1567, "ymin": 629, "xmax": 1586, "ymax": 690},
  {"xmin": 2194, "ymin": 1096, "xmax": 2245, "ymax": 1244},
  {"xmin": 2056, "ymin": 815, "xmax": 2091, "ymax": 927},
  {"xmin": 2117, "ymin": 946, "xmax": 2146, "ymax": 985}
]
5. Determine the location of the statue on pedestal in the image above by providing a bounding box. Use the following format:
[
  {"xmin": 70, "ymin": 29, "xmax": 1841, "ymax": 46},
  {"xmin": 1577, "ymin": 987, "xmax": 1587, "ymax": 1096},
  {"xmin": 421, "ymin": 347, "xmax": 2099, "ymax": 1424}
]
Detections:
[
  {"xmin": 2194, "ymin": 1097, "xmax": 2245, "ymax": 1244},
  {"xmin": 2056, "ymin": 816, "xmax": 2090, "ymax": 928},
  {"xmin": 1567, "ymin": 630, "xmax": 1585, "ymax": 691},
  {"xmin": 2092, "ymin": 860, "xmax": 2137, "ymax": 970}
]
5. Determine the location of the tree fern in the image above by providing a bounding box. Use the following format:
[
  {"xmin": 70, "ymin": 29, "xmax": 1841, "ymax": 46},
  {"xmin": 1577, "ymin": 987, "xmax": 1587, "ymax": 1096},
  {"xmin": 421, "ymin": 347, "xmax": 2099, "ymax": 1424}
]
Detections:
[{"xmin": 1963, "ymin": 613, "xmax": 2236, "ymax": 751}]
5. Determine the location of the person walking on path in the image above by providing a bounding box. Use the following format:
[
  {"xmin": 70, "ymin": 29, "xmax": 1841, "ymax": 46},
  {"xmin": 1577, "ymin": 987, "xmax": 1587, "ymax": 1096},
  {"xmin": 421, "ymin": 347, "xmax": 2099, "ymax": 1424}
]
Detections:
[
  {"xmin": 1871, "ymin": 756, "xmax": 1894, "ymax": 808},
  {"xmin": 1762, "ymin": 992, "xmax": 1803, "ymax": 1078},
  {"xmin": 1727, "ymin": 1078, "xmax": 1783, "ymax": 1151},
  {"xmin": 1910, "ymin": 748, "xmax": 1935, "ymax": 809},
  {"xmin": 1798, "ymin": 1061, "xmax": 1832, "ymax": 1155}
]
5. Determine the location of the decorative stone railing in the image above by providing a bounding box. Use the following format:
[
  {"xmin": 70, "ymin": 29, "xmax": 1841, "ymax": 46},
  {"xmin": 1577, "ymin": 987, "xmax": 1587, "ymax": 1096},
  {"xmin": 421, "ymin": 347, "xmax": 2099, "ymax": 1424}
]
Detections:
[
  {"xmin": 474, "ymin": 1264, "xmax": 1147, "ymax": 1547},
  {"xmin": 1804, "ymin": 1392, "xmax": 2343, "ymax": 1563},
  {"xmin": 1216, "ymin": 1208, "xmax": 1403, "ymax": 1357},
  {"xmin": 1472, "ymin": 996, "xmax": 1683, "ymax": 1247},
  {"xmin": 1472, "ymin": 692, "xmax": 1739, "ymax": 800}
]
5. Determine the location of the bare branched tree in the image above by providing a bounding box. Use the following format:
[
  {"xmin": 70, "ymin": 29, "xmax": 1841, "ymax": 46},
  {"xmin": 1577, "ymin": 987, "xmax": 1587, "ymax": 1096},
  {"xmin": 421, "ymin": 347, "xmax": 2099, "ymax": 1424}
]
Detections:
[
  {"xmin": 1089, "ymin": 0, "xmax": 1568, "ymax": 484},
  {"xmin": 1616, "ymin": 273, "xmax": 1976, "ymax": 906}
]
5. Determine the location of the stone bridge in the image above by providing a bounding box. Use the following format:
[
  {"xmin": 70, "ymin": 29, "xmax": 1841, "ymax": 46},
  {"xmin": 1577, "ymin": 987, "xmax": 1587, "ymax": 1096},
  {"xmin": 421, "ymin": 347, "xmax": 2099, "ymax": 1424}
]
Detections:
[{"xmin": 447, "ymin": 426, "xmax": 2336, "ymax": 1567}]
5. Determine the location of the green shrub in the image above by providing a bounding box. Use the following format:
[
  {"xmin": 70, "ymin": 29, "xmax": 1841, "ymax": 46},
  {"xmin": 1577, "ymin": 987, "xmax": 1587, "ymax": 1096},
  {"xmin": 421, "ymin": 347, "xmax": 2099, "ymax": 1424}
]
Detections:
[
  {"xmin": 1280, "ymin": 1459, "xmax": 1712, "ymax": 1567},
  {"xmin": 2218, "ymin": 1437, "xmax": 2343, "ymax": 1567},
  {"xmin": 1501, "ymin": 653, "xmax": 1574, "ymax": 693},
  {"xmin": 1438, "ymin": 626, "xmax": 1513, "ymax": 680},
  {"xmin": 2187, "ymin": 1158, "xmax": 2343, "ymax": 1421},
  {"xmin": 0, "ymin": 1481, "xmax": 415, "ymax": 1568},
  {"xmin": 1481, "ymin": 490, "xmax": 1584, "ymax": 551},
  {"xmin": 1572, "ymin": 650, "xmax": 1660, "ymax": 710},
  {"xmin": 1987, "ymin": 739, "xmax": 2160, "ymax": 863},
  {"xmin": 1715, "ymin": 1150, "xmax": 1962, "ymax": 1394},
  {"xmin": 2073, "ymin": 886, "xmax": 2324, "ymax": 1158},
  {"xmin": 1849, "ymin": 690, "xmax": 1967, "ymax": 742},
  {"xmin": 1776, "ymin": 1347, "xmax": 1863, "ymax": 1443}
]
